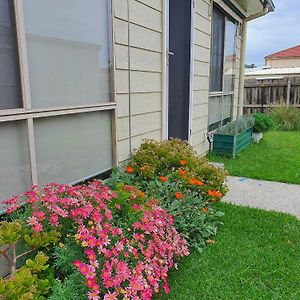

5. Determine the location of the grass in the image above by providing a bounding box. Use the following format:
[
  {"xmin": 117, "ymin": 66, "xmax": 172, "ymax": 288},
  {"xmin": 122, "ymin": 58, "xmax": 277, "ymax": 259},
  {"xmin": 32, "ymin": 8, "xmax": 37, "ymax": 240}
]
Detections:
[
  {"xmin": 161, "ymin": 202, "xmax": 300, "ymax": 300},
  {"xmin": 206, "ymin": 131, "xmax": 300, "ymax": 184}
]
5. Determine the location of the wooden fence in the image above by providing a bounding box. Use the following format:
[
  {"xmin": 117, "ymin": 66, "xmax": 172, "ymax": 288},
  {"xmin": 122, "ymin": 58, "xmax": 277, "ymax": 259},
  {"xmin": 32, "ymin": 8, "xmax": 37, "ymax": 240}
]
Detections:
[{"xmin": 243, "ymin": 76, "xmax": 300, "ymax": 114}]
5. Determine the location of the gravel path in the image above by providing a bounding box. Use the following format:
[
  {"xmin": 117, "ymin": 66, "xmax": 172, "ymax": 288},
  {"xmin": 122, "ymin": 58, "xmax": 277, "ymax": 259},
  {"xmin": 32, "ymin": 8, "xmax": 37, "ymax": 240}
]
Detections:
[{"xmin": 223, "ymin": 176, "xmax": 300, "ymax": 219}]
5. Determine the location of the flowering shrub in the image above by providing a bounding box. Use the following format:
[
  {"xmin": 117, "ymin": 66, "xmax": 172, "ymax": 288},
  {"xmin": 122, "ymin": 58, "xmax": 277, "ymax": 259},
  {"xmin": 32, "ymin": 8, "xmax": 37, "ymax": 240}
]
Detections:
[
  {"xmin": 108, "ymin": 139, "xmax": 227, "ymax": 251},
  {"xmin": 1, "ymin": 181, "xmax": 188, "ymax": 299}
]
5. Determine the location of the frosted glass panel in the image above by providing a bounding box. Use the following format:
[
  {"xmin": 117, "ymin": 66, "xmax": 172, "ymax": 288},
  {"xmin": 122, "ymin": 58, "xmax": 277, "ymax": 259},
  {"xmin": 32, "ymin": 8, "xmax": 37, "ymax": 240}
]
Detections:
[
  {"xmin": 34, "ymin": 111, "xmax": 113, "ymax": 185},
  {"xmin": 23, "ymin": 0, "xmax": 110, "ymax": 108},
  {"xmin": 208, "ymin": 96, "xmax": 222, "ymax": 125},
  {"xmin": 223, "ymin": 95, "xmax": 233, "ymax": 119},
  {"xmin": 0, "ymin": 121, "xmax": 31, "ymax": 206},
  {"xmin": 0, "ymin": 0, "xmax": 22, "ymax": 109}
]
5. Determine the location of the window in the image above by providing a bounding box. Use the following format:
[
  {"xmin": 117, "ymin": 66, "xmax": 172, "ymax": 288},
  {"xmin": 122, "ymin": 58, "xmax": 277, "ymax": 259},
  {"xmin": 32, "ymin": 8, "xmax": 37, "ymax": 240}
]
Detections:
[
  {"xmin": 0, "ymin": 0, "xmax": 22, "ymax": 110},
  {"xmin": 0, "ymin": 1, "xmax": 115, "ymax": 205},
  {"xmin": 23, "ymin": 0, "xmax": 110, "ymax": 108},
  {"xmin": 209, "ymin": 5, "xmax": 237, "ymax": 132}
]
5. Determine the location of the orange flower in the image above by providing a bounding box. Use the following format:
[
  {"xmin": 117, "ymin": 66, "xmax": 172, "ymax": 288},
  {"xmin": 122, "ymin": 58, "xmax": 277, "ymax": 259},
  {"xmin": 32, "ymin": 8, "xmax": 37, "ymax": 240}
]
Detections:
[
  {"xmin": 195, "ymin": 180, "xmax": 204, "ymax": 186},
  {"xmin": 201, "ymin": 207, "xmax": 207, "ymax": 214},
  {"xmin": 178, "ymin": 168, "xmax": 186, "ymax": 176},
  {"xmin": 135, "ymin": 190, "xmax": 145, "ymax": 197},
  {"xmin": 179, "ymin": 159, "xmax": 187, "ymax": 166},
  {"xmin": 126, "ymin": 166, "xmax": 134, "ymax": 173},
  {"xmin": 189, "ymin": 178, "xmax": 197, "ymax": 185},
  {"xmin": 174, "ymin": 192, "xmax": 183, "ymax": 199},
  {"xmin": 214, "ymin": 191, "xmax": 222, "ymax": 198},
  {"xmin": 160, "ymin": 176, "xmax": 168, "ymax": 182},
  {"xmin": 140, "ymin": 166, "xmax": 146, "ymax": 172},
  {"xmin": 207, "ymin": 190, "xmax": 222, "ymax": 198},
  {"xmin": 207, "ymin": 190, "xmax": 215, "ymax": 197}
]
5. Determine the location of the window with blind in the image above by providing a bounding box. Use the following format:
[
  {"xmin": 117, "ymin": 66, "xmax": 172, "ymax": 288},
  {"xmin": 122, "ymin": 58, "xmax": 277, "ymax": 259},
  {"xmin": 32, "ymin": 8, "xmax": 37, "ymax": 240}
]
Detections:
[
  {"xmin": 0, "ymin": 0, "xmax": 22, "ymax": 110},
  {"xmin": 209, "ymin": 5, "xmax": 237, "ymax": 132},
  {"xmin": 0, "ymin": 0, "xmax": 115, "ymax": 207}
]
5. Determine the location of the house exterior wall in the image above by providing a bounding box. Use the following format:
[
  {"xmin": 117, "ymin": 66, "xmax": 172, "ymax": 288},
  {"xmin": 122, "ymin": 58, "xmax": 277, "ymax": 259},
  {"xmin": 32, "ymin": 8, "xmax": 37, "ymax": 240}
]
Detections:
[
  {"xmin": 265, "ymin": 57, "xmax": 300, "ymax": 68},
  {"xmin": 113, "ymin": 0, "xmax": 245, "ymax": 161},
  {"xmin": 191, "ymin": 0, "xmax": 211, "ymax": 155},
  {"xmin": 113, "ymin": 0, "xmax": 163, "ymax": 162}
]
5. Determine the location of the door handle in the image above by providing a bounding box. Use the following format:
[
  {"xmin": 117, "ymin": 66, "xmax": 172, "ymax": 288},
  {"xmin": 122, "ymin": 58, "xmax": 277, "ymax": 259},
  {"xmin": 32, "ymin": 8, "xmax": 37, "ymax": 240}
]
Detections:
[{"xmin": 168, "ymin": 51, "xmax": 174, "ymax": 56}]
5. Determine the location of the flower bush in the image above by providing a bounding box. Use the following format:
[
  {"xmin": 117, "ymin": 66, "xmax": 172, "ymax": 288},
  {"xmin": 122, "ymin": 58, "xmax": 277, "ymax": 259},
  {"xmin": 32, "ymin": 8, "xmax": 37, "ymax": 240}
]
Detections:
[
  {"xmin": 108, "ymin": 139, "xmax": 227, "ymax": 251},
  {"xmin": 1, "ymin": 181, "xmax": 188, "ymax": 300}
]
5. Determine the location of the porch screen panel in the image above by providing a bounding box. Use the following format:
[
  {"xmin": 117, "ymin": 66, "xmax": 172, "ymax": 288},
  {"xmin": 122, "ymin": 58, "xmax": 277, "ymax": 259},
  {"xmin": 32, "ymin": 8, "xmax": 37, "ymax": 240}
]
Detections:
[
  {"xmin": 0, "ymin": 121, "xmax": 31, "ymax": 207},
  {"xmin": 34, "ymin": 111, "xmax": 113, "ymax": 186},
  {"xmin": 210, "ymin": 6, "xmax": 225, "ymax": 92},
  {"xmin": 0, "ymin": 0, "xmax": 22, "ymax": 110},
  {"xmin": 22, "ymin": 0, "xmax": 110, "ymax": 108}
]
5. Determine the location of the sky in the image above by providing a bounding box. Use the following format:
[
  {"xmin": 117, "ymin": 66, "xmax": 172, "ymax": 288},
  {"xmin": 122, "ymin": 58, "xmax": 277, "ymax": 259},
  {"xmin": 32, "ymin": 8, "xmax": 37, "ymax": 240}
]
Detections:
[{"xmin": 246, "ymin": 0, "xmax": 300, "ymax": 67}]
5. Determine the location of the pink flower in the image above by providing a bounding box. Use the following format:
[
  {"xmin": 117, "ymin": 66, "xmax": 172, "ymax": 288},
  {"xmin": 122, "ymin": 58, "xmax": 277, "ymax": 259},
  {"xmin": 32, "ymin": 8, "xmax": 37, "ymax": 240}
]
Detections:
[
  {"xmin": 49, "ymin": 214, "xmax": 59, "ymax": 226},
  {"xmin": 32, "ymin": 211, "xmax": 45, "ymax": 221},
  {"xmin": 132, "ymin": 204, "xmax": 140, "ymax": 210},
  {"xmin": 104, "ymin": 291, "xmax": 118, "ymax": 300},
  {"xmin": 32, "ymin": 223, "xmax": 43, "ymax": 232},
  {"xmin": 88, "ymin": 290, "xmax": 100, "ymax": 300},
  {"xmin": 163, "ymin": 282, "xmax": 170, "ymax": 294},
  {"xmin": 77, "ymin": 263, "xmax": 90, "ymax": 276},
  {"xmin": 27, "ymin": 216, "xmax": 38, "ymax": 226},
  {"xmin": 85, "ymin": 249, "xmax": 97, "ymax": 261},
  {"xmin": 115, "ymin": 204, "xmax": 121, "ymax": 210},
  {"xmin": 72, "ymin": 260, "xmax": 81, "ymax": 268}
]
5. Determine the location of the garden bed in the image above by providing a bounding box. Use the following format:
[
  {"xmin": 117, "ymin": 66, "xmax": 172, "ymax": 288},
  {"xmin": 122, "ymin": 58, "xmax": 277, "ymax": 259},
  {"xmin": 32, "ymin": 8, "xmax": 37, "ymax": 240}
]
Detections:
[
  {"xmin": 0, "ymin": 139, "xmax": 227, "ymax": 300},
  {"xmin": 212, "ymin": 127, "xmax": 252, "ymax": 158}
]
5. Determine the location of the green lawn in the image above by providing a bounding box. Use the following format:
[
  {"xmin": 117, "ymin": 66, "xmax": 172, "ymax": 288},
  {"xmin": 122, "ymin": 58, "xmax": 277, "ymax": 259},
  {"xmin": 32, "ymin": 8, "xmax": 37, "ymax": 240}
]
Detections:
[
  {"xmin": 207, "ymin": 131, "xmax": 300, "ymax": 184},
  {"xmin": 161, "ymin": 202, "xmax": 300, "ymax": 300}
]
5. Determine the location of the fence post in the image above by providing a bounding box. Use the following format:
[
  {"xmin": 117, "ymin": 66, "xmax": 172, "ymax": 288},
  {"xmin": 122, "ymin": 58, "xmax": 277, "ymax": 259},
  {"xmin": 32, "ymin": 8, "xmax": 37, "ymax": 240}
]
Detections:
[{"xmin": 286, "ymin": 80, "xmax": 291, "ymax": 107}]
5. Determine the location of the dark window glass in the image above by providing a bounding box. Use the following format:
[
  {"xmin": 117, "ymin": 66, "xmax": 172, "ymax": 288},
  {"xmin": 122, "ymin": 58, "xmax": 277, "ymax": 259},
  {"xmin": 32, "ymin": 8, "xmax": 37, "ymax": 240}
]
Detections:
[
  {"xmin": 0, "ymin": 0, "xmax": 22, "ymax": 109},
  {"xmin": 224, "ymin": 18, "xmax": 237, "ymax": 92},
  {"xmin": 210, "ymin": 5, "xmax": 225, "ymax": 92}
]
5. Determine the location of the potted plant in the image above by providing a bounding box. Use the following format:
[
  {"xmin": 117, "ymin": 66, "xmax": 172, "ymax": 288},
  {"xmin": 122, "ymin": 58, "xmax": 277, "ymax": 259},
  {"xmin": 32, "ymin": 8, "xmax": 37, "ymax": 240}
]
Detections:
[
  {"xmin": 252, "ymin": 113, "xmax": 274, "ymax": 143},
  {"xmin": 212, "ymin": 115, "xmax": 255, "ymax": 158}
]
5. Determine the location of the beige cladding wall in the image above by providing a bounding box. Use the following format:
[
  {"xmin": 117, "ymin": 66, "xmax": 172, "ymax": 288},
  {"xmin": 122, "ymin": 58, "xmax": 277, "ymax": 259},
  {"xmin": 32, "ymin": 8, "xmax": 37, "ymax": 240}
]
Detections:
[
  {"xmin": 265, "ymin": 57, "xmax": 300, "ymax": 68},
  {"xmin": 113, "ymin": 0, "xmax": 163, "ymax": 163},
  {"xmin": 191, "ymin": 0, "xmax": 212, "ymax": 155},
  {"xmin": 113, "ymin": 0, "xmax": 244, "ymax": 162}
]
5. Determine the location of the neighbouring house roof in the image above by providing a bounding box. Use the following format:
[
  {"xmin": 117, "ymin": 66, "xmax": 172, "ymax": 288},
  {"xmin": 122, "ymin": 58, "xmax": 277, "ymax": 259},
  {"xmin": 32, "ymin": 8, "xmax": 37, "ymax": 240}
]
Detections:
[
  {"xmin": 265, "ymin": 45, "xmax": 300, "ymax": 59},
  {"xmin": 245, "ymin": 67, "xmax": 300, "ymax": 78}
]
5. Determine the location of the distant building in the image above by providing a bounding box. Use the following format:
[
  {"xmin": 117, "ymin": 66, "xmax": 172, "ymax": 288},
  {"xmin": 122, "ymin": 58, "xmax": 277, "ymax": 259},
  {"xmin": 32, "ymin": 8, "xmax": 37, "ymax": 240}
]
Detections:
[{"xmin": 265, "ymin": 45, "xmax": 300, "ymax": 68}]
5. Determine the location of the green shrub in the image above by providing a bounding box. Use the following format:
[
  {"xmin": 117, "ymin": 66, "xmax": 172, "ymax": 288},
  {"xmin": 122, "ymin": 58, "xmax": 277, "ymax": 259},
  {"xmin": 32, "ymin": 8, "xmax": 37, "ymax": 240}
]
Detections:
[
  {"xmin": 271, "ymin": 107, "xmax": 300, "ymax": 131},
  {"xmin": 253, "ymin": 113, "xmax": 274, "ymax": 133},
  {"xmin": 108, "ymin": 139, "xmax": 228, "ymax": 251},
  {"xmin": 215, "ymin": 115, "xmax": 255, "ymax": 135}
]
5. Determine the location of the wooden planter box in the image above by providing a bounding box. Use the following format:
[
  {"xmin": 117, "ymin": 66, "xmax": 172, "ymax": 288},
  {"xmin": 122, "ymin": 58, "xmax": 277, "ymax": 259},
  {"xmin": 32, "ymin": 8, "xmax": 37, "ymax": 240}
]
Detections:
[{"xmin": 212, "ymin": 128, "xmax": 252, "ymax": 158}]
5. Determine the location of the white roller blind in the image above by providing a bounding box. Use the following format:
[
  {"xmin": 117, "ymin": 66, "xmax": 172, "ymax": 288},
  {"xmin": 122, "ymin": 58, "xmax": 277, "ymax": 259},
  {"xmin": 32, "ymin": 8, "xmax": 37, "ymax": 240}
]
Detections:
[
  {"xmin": 23, "ymin": 0, "xmax": 110, "ymax": 108},
  {"xmin": 0, "ymin": 121, "xmax": 31, "ymax": 206},
  {"xmin": 34, "ymin": 111, "xmax": 113, "ymax": 186}
]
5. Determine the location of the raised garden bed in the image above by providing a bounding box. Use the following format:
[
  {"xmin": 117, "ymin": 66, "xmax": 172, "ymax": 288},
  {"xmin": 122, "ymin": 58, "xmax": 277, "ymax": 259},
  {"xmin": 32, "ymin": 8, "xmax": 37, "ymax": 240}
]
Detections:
[{"xmin": 213, "ymin": 127, "xmax": 253, "ymax": 158}]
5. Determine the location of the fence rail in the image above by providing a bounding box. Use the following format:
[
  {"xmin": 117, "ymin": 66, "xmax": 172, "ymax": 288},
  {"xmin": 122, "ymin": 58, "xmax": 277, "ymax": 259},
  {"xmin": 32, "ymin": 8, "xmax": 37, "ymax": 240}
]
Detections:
[{"xmin": 243, "ymin": 76, "xmax": 300, "ymax": 114}]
